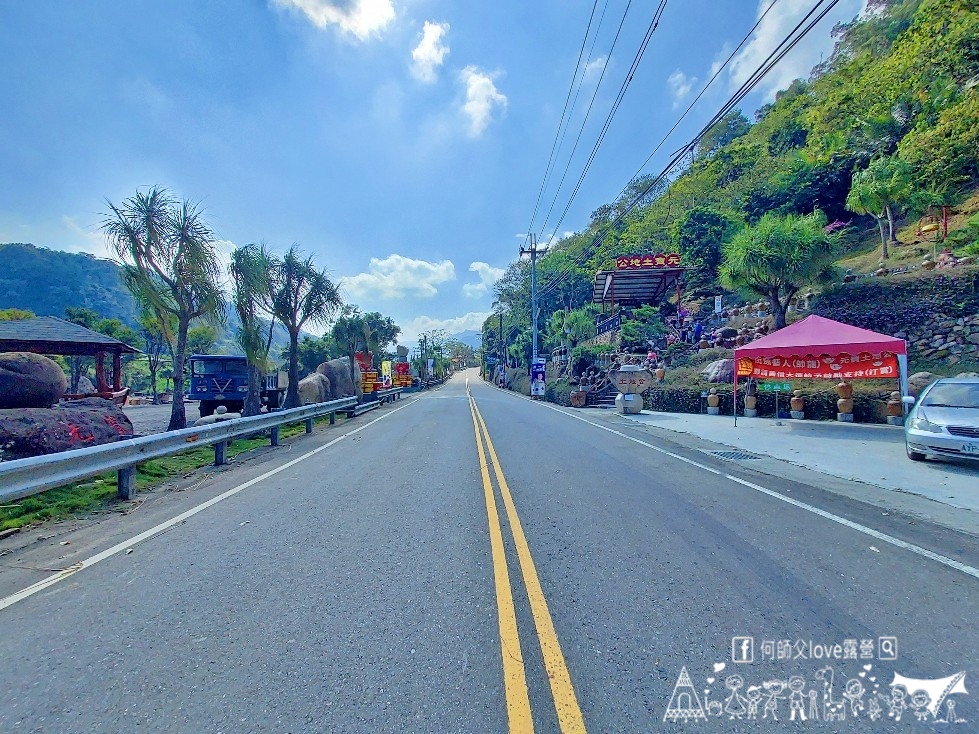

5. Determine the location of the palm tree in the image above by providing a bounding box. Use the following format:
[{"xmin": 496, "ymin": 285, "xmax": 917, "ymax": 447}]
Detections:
[
  {"xmin": 331, "ymin": 307, "xmax": 367, "ymax": 387},
  {"xmin": 230, "ymin": 244, "xmax": 276, "ymax": 415},
  {"xmin": 845, "ymin": 155, "xmax": 912, "ymax": 259},
  {"xmin": 720, "ymin": 211, "xmax": 839, "ymax": 330},
  {"xmin": 268, "ymin": 246, "xmax": 343, "ymax": 408},
  {"xmin": 103, "ymin": 188, "xmax": 225, "ymax": 430}
]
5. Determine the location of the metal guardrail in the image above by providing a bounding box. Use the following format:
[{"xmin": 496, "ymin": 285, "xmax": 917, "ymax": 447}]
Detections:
[{"xmin": 0, "ymin": 396, "xmax": 359, "ymax": 504}]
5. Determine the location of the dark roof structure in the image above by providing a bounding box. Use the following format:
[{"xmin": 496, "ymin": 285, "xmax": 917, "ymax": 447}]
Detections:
[
  {"xmin": 0, "ymin": 316, "xmax": 140, "ymax": 357},
  {"xmin": 592, "ymin": 267, "xmax": 685, "ymax": 308}
]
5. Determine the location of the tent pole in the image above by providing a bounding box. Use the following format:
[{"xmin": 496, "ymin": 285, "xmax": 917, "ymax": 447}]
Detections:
[
  {"xmin": 733, "ymin": 371, "xmax": 738, "ymax": 427},
  {"xmin": 898, "ymin": 352, "xmax": 909, "ymax": 417}
]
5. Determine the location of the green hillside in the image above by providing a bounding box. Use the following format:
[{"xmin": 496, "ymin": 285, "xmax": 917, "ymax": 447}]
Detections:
[{"xmin": 0, "ymin": 243, "xmax": 137, "ymax": 323}]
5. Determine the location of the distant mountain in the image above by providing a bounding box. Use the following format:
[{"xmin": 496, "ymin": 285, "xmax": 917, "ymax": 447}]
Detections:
[
  {"xmin": 0, "ymin": 242, "xmax": 296, "ymax": 359},
  {"xmin": 451, "ymin": 330, "xmax": 482, "ymax": 350},
  {"xmin": 0, "ymin": 242, "xmax": 137, "ymax": 323}
]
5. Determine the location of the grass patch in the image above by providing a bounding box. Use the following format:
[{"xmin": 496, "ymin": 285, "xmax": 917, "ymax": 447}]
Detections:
[{"xmin": 0, "ymin": 413, "xmax": 341, "ymax": 532}]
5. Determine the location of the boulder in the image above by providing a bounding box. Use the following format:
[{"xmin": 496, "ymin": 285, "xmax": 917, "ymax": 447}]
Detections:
[
  {"xmin": 0, "ymin": 352, "xmax": 69, "ymax": 409},
  {"xmin": 0, "ymin": 397, "xmax": 133, "ymax": 460},
  {"xmin": 298, "ymin": 373, "xmax": 331, "ymax": 405},
  {"xmin": 701, "ymin": 358, "xmax": 735, "ymax": 384},
  {"xmin": 76, "ymin": 375, "xmax": 96, "ymax": 394},
  {"xmin": 908, "ymin": 371, "xmax": 938, "ymax": 397},
  {"xmin": 316, "ymin": 357, "xmax": 361, "ymax": 401}
]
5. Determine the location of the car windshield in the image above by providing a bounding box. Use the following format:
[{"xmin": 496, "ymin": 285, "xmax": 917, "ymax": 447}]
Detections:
[{"xmin": 922, "ymin": 383, "xmax": 979, "ymax": 409}]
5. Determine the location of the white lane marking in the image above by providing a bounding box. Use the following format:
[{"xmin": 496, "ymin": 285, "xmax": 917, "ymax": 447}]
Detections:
[
  {"xmin": 477, "ymin": 380, "xmax": 979, "ymax": 581},
  {"xmin": 0, "ymin": 399, "xmax": 421, "ymax": 612}
]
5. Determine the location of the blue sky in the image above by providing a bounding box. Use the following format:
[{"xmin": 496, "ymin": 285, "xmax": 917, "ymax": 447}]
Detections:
[{"xmin": 0, "ymin": 0, "xmax": 864, "ymax": 341}]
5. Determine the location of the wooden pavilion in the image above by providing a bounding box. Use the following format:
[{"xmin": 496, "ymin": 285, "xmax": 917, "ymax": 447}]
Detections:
[{"xmin": 0, "ymin": 316, "xmax": 140, "ymax": 397}]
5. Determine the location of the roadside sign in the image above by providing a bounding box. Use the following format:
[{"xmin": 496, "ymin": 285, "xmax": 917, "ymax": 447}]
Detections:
[
  {"xmin": 714, "ymin": 295, "xmax": 723, "ymax": 314},
  {"xmin": 759, "ymin": 382, "xmax": 792, "ymax": 392},
  {"xmin": 531, "ymin": 359, "xmax": 546, "ymax": 397}
]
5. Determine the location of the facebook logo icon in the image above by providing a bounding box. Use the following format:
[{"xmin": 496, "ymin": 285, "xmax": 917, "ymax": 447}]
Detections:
[{"xmin": 732, "ymin": 636, "xmax": 754, "ymax": 663}]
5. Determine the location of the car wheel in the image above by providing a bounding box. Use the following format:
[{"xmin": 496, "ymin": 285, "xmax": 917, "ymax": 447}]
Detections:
[{"xmin": 906, "ymin": 446, "xmax": 926, "ymax": 462}]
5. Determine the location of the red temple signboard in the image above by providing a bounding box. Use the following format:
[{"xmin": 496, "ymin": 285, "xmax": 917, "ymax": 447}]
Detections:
[
  {"xmin": 737, "ymin": 351, "xmax": 899, "ymax": 380},
  {"xmin": 615, "ymin": 253, "xmax": 681, "ymax": 270}
]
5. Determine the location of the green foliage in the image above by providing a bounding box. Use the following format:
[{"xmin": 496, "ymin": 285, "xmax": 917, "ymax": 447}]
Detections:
[
  {"xmin": 846, "ymin": 154, "xmax": 913, "ymax": 257},
  {"xmin": 0, "ymin": 307, "xmax": 35, "ymax": 320},
  {"xmin": 720, "ymin": 211, "xmax": 839, "ymax": 329},
  {"xmin": 103, "ymin": 187, "xmax": 226, "ymax": 430},
  {"xmin": 671, "ymin": 206, "xmax": 742, "ymax": 290},
  {"xmin": 287, "ymin": 335, "xmax": 337, "ymax": 375}
]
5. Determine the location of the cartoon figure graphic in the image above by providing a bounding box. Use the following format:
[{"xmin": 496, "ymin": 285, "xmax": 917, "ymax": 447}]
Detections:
[
  {"xmin": 878, "ymin": 684, "xmax": 908, "ymax": 721},
  {"xmin": 910, "ymin": 690, "xmax": 931, "ymax": 722},
  {"xmin": 815, "ymin": 667, "xmax": 847, "ymax": 721},
  {"xmin": 808, "ymin": 689, "xmax": 819, "ymax": 720},
  {"xmin": 944, "ymin": 699, "xmax": 964, "ymax": 724},
  {"xmin": 745, "ymin": 688, "xmax": 763, "ymax": 720},
  {"xmin": 762, "ymin": 680, "xmax": 785, "ymax": 721},
  {"xmin": 787, "ymin": 676, "xmax": 807, "ymax": 721},
  {"xmin": 842, "ymin": 678, "xmax": 866, "ymax": 717},
  {"xmin": 724, "ymin": 675, "xmax": 747, "ymax": 719},
  {"xmin": 867, "ymin": 697, "xmax": 883, "ymax": 722}
]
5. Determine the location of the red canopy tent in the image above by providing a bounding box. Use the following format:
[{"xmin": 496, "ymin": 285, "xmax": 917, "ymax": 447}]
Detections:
[{"xmin": 733, "ymin": 315, "xmax": 909, "ymax": 420}]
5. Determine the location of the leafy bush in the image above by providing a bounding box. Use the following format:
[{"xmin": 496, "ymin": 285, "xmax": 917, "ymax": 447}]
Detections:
[{"xmin": 546, "ymin": 378, "xmax": 574, "ymax": 406}]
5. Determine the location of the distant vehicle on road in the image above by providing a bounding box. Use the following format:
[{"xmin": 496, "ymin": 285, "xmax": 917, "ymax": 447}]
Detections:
[
  {"xmin": 188, "ymin": 354, "xmax": 286, "ymax": 417},
  {"xmin": 905, "ymin": 377, "xmax": 979, "ymax": 462}
]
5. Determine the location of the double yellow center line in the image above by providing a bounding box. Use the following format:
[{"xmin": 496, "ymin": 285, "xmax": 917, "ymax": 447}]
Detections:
[{"xmin": 468, "ymin": 393, "xmax": 587, "ymax": 734}]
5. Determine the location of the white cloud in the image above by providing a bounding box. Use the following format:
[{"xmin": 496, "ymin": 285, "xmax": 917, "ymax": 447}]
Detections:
[
  {"xmin": 400, "ymin": 311, "xmax": 492, "ymax": 342},
  {"xmin": 583, "ymin": 56, "xmax": 607, "ymax": 83},
  {"xmin": 61, "ymin": 216, "xmax": 114, "ymax": 258},
  {"xmin": 411, "ymin": 21, "xmax": 450, "ymax": 83},
  {"xmin": 667, "ymin": 70, "xmax": 696, "ymax": 109},
  {"xmin": 341, "ymin": 253, "xmax": 455, "ymax": 300},
  {"xmin": 272, "ymin": 0, "xmax": 395, "ymax": 40},
  {"xmin": 460, "ymin": 66, "xmax": 507, "ymax": 137},
  {"xmin": 728, "ymin": 0, "xmax": 865, "ymax": 100},
  {"xmin": 462, "ymin": 261, "xmax": 505, "ymax": 298}
]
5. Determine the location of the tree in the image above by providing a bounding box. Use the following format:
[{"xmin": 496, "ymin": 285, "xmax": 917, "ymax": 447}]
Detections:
[
  {"xmin": 671, "ymin": 207, "xmax": 742, "ymax": 289},
  {"xmin": 286, "ymin": 335, "xmax": 337, "ymax": 376},
  {"xmin": 137, "ymin": 306, "xmax": 172, "ymax": 404},
  {"xmin": 268, "ymin": 245, "xmax": 343, "ymax": 408},
  {"xmin": 230, "ymin": 244, "xmax": 276, "ymax": 415},
  {"xmin": 697, "ymin": 110, "xmax": 752, "ymax": 159},
  {"xmin": 331, "ymin": 307, "xmax": 367, "ymax": 385},
  {"xmin": 187, "ymin": 324, "xmax": 219, "ymax": 356},
  {"xmin": 103, "ymin": 187, "xmax": 225, "ymax": 430},
  {"xmin": 362, "ymin": 312, "xmax": 401, "ymax": 362},
  {"xmin": 64, "ymin": 307, "xmax": 102, "ymax": 392},
  {"xmin": 0, "ymin": 308, "xmax": 34, "ymax": 321},
  {"xmin": 720, "ymin": 211, "xmax": 839, "ymax": 330},
  {"xmin": 845, "ymin": 155, "xmax": 912, "ymax": 258}
]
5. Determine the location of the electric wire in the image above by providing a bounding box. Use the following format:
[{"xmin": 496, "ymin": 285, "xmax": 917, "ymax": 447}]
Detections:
[
  {"xmin": 541, "ymin": 0, "xmax": 670, "ymax": 242},
  {"xmin": 526, "ymin": 0, "xmax": 603, "ymax": 237},
  {"xmin": 536, "ymin": 0, "xmax": 842, "ymax": 301}
]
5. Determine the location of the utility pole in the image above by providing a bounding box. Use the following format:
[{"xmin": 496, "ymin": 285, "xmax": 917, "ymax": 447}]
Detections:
[{"xmin": 520, "ymin": 233, "xmax": 543, "ymax": 361}]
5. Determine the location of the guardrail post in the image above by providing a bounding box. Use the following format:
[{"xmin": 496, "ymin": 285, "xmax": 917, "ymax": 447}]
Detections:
[
  {"xmin": 330, "ymin": 411, "xmax": 335, "ymax": 425},
  {"xmin": 117, "ymin": 466, "xmax": 137, "ymax": 500},
  {"xmin": 305, "ymin": 418, "xmax": 314, "ymax": 433},
  {"xmin": 270, "ymin": 426, "xmax": 280, "ymax": 447},
  {"xmin": 214, "ymin": 441, "xmax": 228, "ymax": 466}
]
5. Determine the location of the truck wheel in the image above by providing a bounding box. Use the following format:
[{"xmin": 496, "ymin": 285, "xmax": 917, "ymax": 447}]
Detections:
[
  {"xmin": 228, "ymin": 401, "xmax": 244, "ymax": 414},
  {"xmin": 266, "ymin": 391, "xmax": 282, "ymax": 411},
  {"xmin": 199, "ymin": 401, "xmax": 215, "ymax": 417}
]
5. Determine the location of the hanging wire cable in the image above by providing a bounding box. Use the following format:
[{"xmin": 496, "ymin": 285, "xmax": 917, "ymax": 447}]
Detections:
[
  {"xmin": 538, "ymin": 0, "xmax": 669, "ymax": 242},
  {"xmin": 526, "ymin": 0, "xmax": 603, "ymax": 236},
  {"xmin": 536, "ymin": 0, "xmax": 842, "ymax": 301}
]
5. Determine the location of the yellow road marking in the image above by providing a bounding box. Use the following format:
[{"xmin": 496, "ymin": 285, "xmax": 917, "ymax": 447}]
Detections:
[
  {"xmin": 469, "ymin": 399, "xmax": 535, "ymax": 733},
  {"xmin": 471, "ymin": 397, "xmax": 588, "ymax": 734}
]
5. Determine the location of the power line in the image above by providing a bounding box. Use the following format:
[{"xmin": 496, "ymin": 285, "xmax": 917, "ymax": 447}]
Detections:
[
  {"xmin": 536, "ymin": 0, "xmax": 842, "ymax": 301},
  {"xmin": 535, "ymin": 0, "xmax": 638, "ymax": 240},
  {"xmin": 542, "ymin": 0, "xmax": 670, "ymax": 241},
  {"xmin": 526, "ymin": 0, "xmax": 603, "ymax": 236}
]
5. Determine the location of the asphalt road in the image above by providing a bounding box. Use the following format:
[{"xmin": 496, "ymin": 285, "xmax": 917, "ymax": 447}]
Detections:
[{"xmin": 1, "ymin": 370, "xmax": 977, "ymax": 732}]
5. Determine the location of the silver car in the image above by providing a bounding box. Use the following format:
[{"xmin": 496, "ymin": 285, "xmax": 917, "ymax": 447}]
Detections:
[{"xmin": 905, "ymin": 377, "xmax": 979, "ymax": 462}]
